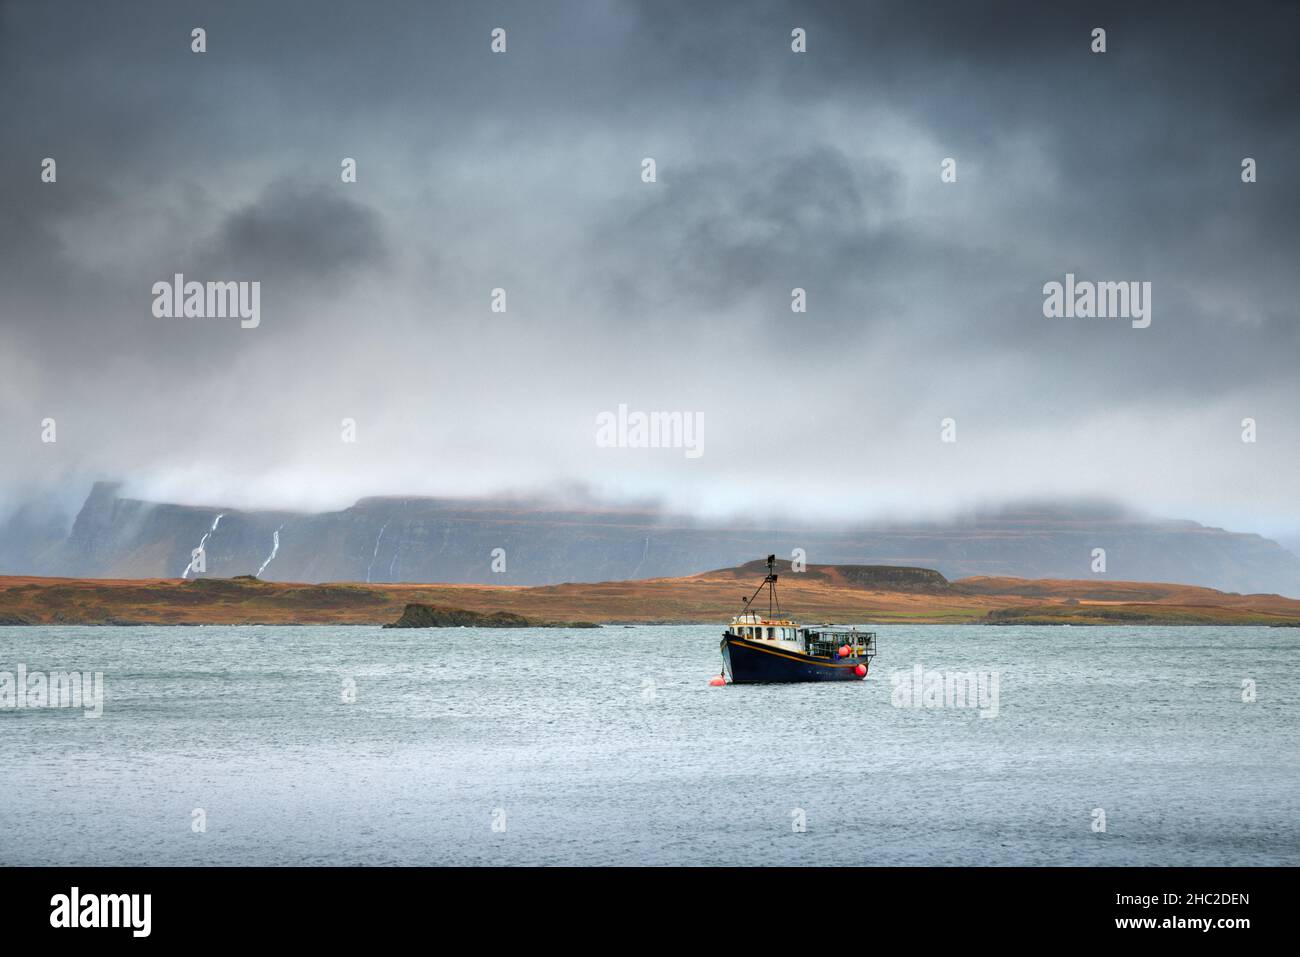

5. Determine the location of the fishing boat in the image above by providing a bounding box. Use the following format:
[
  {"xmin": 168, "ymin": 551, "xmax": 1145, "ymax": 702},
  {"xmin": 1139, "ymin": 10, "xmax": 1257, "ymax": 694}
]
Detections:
[{"xmin": 718, "ymin": 556, "xmax": 877, "ymax": 683}]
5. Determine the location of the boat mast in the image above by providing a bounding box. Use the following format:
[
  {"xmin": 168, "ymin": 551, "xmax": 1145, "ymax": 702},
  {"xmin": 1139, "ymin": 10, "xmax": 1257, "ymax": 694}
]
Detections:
[{"xmin": 742, "ymin": 554, "xmax": 781, "ymax": 618}]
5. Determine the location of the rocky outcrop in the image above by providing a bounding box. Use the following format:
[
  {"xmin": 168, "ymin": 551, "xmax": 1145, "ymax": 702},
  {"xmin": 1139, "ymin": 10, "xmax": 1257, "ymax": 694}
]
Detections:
[
  {"xmin": 383, "ymin": 603, "xmax": 599, "ymax": 629},
  {"xmin": 717, "ymin": 559, "xmax": 951, "ymax": 592}
]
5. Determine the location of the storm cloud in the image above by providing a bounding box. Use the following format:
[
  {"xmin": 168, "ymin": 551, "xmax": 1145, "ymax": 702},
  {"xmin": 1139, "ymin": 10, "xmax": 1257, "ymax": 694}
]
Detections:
[{"xmin": 0, "ymin": 0, "xmax": 1296, "ymax": 538}]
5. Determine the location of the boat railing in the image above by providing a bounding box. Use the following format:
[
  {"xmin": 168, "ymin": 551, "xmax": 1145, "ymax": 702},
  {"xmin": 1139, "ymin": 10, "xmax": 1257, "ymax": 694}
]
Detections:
[{"xmin": 805, "ymin": 629, "xmax": 877, "ymax": 660}]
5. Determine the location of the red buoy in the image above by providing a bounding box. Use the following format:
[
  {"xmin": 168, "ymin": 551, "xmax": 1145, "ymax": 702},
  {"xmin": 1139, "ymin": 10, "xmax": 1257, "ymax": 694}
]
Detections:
[
  {"xmin": 838, "ymin": 645, "xmax": 851, "ymax": 658},
  {"xmin": 854, "ymin": 664, "xmax": 867, "ymax": 677},
  {"xmin": 709, "ymin": 675, "xmax": 726, "ymax": 687}
]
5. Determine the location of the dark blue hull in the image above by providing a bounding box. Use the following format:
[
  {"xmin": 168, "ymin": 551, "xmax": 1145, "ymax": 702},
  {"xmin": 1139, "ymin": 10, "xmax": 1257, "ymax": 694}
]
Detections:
[{"xmin": 720, "ymin": 634, "xmax": 868, "ymax": 683}]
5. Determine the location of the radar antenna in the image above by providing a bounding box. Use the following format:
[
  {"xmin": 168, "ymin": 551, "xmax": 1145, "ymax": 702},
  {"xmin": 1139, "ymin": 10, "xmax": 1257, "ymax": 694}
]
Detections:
[{"xmin": 742, "ymin": 554, "xmax": 781, "ymax": 618}]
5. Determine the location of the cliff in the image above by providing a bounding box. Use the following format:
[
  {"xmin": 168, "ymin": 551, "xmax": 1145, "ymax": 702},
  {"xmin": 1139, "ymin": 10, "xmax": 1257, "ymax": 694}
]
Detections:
[{"xmin": 5, "ymin": 482, "xmax": 1299, "ymax": 597}]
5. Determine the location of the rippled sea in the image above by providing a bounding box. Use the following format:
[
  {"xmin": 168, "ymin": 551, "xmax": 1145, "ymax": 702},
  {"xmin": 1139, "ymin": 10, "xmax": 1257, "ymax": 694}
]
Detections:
[{"xmin": 1, "ymin": 624, "xmax": 1296, "ymax": 866}]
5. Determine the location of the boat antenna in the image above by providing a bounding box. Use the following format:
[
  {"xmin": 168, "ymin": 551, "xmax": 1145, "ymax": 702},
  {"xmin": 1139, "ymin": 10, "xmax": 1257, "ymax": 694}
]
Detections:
[
  {"xmin": 742, "ymin": 555, "xmax": 781, "ymax": 618},
  {"xmin": 767, "ymin": 554, "xmax": 780, "ymax": 617}
]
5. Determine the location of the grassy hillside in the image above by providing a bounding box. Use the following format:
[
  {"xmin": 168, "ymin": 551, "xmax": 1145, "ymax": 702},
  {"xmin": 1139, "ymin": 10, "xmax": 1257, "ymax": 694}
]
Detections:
[{"xmin": 2, "ymin": 561, "xmax": 1299, "ymax": 626}]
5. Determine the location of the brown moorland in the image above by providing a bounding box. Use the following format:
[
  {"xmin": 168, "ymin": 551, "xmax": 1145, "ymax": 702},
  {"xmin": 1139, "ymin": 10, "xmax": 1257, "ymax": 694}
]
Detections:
[{"xmin": 2, "ymin": 559, "xmax": 1299, "ymax": 627}]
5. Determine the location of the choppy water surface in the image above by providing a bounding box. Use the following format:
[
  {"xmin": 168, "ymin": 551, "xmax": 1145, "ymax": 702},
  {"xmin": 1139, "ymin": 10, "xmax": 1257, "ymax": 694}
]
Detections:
[{"xmin": 1, "ymin": 624, "xmax": 1295, "ymax": 865}]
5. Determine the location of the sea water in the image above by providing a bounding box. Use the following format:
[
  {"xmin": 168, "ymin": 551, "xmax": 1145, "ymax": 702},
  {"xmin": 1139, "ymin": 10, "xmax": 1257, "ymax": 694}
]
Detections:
[{"xmin": 1, "ymin": 625, "xmax": 1295, "ymax": 866}]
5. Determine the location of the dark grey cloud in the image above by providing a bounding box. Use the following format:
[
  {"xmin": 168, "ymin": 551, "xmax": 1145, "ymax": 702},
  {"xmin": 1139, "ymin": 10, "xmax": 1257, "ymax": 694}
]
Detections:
[
  {"xmin": 0, "ymin": 0, "xmax": 1296, "ymax": 537},
  {"xmin": 200, "ymin": 180, "xmax": 388, "ymax": 282}
]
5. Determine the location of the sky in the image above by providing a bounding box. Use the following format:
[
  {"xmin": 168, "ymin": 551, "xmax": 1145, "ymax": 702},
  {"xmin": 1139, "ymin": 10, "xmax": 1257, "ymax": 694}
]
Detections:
[{"xmin": 1, "ymin": 0, "xmax": 1297, "ymax": 536}]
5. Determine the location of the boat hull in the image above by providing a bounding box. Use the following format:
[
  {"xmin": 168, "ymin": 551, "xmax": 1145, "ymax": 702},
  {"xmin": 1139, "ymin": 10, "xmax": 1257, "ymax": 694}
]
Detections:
[{"xmin": 720, "ymin": 634, "xmax": 868, "ymax": 684}]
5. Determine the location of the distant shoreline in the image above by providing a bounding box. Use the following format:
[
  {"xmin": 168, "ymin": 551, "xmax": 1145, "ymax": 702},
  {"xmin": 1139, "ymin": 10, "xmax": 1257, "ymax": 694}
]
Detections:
[{"xmin": 2, "ymin": 561, "xmax": 1299, "ymax": 628}]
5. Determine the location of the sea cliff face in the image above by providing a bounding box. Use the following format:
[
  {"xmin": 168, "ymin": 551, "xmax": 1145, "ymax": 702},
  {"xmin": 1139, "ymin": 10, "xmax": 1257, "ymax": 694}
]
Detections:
[{"xmin": 6, "ymin": 482, "xmax": 1300, "ymax": 597}]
